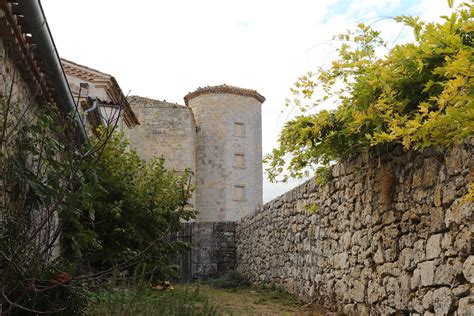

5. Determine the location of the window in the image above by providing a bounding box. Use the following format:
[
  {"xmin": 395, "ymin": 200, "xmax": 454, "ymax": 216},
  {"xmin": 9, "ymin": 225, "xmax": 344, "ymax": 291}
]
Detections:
[
  {"xmin": 234, "ymin": 153, "xmax": 245, "ymax": 168},
  {"xmin": 234, "ymin": 122, "xmax": 245, "ymax": 137},
  {"xmin": 233, "ymin": 185, "xmax": 245, "ymax": 201}
]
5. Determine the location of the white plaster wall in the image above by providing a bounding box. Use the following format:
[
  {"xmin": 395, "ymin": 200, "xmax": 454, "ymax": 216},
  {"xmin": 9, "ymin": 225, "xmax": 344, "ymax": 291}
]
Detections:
[{"xmin": 65, "ymin": 74, "xmax": 125, "ymax": 130}]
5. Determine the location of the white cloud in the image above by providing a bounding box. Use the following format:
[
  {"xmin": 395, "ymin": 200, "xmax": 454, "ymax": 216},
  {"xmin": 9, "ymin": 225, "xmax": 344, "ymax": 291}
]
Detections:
[{"xmin": 41, "ymin": 0, "xmax": 451, "ymax": 202}]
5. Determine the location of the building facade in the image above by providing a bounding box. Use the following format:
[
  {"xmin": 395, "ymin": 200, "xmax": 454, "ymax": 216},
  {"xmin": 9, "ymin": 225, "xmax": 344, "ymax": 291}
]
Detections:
[
  {"xmin": 62, "ymin": 59, "xmax": 265, "ymax": 222},
  {"xmin": 126, "ymin": 85, "xmax": 265, "ymax": 222},
  {"xmin": 61, "ymin": 58, "xmax": 138, "ymax": 133},
  {"xmin": 184, "ymin": 85, "xmax": 264, "ymax": 221}
]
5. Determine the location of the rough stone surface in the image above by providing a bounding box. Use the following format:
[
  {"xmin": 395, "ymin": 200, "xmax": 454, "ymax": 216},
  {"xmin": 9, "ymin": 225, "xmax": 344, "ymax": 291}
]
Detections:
[
  {"xmin": 177, "ymin": 221, "xmax": 237, "ymax": 281},
  {"xmin": 236, "ymin": 143, "xmax": 473, "ymax": 315},
  {"xmin": 432, "ymin": 287, "xmax": 452, "ymax": 316},
  {"xmin": 463, "ymin": 256, "xmax": 474, "ymax": 283},
  {"xmin": 426, "ymin": 234, "xmax": 442, "ymax": 260},
  {"xmin": 457, "ymin": 296, "xmax": 474, "ymax": 316},
  {"xmin": 126, "ymin": 89, "xmax": 264, "ymax": 222},
  {"xmin": 0, "ymin": 39, "xmax": 62, "ymax": 259},
  {"xmin": 187, "ymin": 92, "xmax": 263, "ymax": 221},
  {"xmin": 125, "ymin": 96, "xmax": 197, "ymax": 207}
]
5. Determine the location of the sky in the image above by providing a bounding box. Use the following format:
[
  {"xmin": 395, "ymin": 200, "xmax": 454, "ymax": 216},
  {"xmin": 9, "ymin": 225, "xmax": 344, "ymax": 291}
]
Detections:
[{"xmin": 41, "ymin": 0, "xmax": 452, "ymax": 202}]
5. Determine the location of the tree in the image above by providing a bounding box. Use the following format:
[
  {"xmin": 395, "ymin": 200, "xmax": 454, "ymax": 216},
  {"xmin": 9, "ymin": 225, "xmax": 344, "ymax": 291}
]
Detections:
[
  {"xmin": 65, "ymin": 129, "xmax": 194, "ymax": 281},
  {"xmin": 0, "ymin": 85, "xmax": 194, "ymax": 314},
  {"xmin": 264, "ymin": 2, "xmax": 473, "ymax": 183}
]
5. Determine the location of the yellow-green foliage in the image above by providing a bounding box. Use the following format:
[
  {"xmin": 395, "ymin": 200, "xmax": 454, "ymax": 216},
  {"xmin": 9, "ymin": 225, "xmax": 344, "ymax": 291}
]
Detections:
[
  {"xmin": 465, "ymin": 182, "xmax": 474, "ymax": 201},
  {"xmin": 265, "ymin": 2, "xmax": 473, "ymax": 182},
  {"xmin": 304, "ymin": 203, "xmax": 319, "ymax": 214}
]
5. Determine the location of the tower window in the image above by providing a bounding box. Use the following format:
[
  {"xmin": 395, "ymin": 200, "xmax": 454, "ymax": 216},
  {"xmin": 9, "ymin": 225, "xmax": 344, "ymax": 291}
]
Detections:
[
  {"xmin": 234, "ymin": 153, "xmax": 245, "ymax": 168},
  {"xmin": 233, "ymin": 185, "xmax": 245, "ymax": 201},
  {"xmin": 234, "ymin": 122, "xmax": 245, "ymax": 137}
]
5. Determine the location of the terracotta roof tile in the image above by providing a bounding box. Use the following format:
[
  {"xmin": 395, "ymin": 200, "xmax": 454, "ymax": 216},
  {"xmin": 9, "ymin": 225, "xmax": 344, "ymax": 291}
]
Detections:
[{"xmin": 60, "ymin": 58, "xmax": 139, "ymax": 127}]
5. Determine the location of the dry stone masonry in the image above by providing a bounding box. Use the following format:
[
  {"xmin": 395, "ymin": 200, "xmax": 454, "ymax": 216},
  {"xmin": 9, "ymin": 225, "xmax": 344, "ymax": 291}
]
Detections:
[
  {"xmin": 179, "ymin": 222, "xmax": 237, "ymax": 281},
  {"xmin": 237, "ymin": 143, "xmax": 473, "ymax": 315}
]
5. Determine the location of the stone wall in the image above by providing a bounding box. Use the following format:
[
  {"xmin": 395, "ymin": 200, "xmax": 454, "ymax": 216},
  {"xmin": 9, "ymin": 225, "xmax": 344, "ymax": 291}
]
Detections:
[
  {"xmin": 179, "ymin": 221, "xmax": 237, "ymax": 281},
  {"xmin": 0, "ymin": 38, "xmax": 62, "ymax": 259},
  {"xmin": 0, "ymin": 38, "xmax": 38, "ymax": 108},
  {"xmin": 125, "ymin": 96, "xmax": 197, "ymax": 206},
  {"xmin": 237, "ymin": 143, "xmax": 473, "ymax": 315}
]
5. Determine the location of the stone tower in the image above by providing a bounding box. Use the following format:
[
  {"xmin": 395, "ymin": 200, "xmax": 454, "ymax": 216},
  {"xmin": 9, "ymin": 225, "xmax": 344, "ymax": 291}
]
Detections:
[{"xmin": 185, "ymin": 85, "xmax": 265, "ymax": 222}]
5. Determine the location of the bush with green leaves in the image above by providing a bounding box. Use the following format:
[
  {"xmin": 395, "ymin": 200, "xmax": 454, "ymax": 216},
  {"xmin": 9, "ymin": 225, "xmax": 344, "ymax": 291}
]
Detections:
[
  {"xmin": 0, "ymin": 97, "xmax": 93, "ymax": 314},
  {"xmin": 86, "ymin": 282, "xmax": 217, "ymax": 316},
  {"xmin": 0, "ymin": 94, "xmax": 194, "ymax": 314},
  {"xmin": 64, "ymin": 128, "xmax": 195, "ymax": 281},
  {"xmin": 265, "ymin": 2, "xmax": 473, "ymax": 183}
]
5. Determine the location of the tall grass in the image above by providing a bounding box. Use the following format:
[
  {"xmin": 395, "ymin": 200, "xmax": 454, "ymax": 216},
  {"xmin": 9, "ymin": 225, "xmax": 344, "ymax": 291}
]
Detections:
[
  {"xmin": 86, "ymin": 269, "xmax": 217, "ymax": 316},
  {"xmin": 87, "ymin": 286, "xmax": 217, "ymax": 316}
]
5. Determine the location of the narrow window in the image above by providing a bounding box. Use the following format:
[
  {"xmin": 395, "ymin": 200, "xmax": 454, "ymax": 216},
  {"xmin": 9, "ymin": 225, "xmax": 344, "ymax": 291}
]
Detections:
[
  {"xmin": 234, "ymin": 153, "xmax": 245, "ymax": 168},
  {"xmin": 233, "ymin": 185, "xmax": 245, "ymax": 201},
  {"xmin": 234, "ymin": 122, "xmax": 245, "ymax": 137}
]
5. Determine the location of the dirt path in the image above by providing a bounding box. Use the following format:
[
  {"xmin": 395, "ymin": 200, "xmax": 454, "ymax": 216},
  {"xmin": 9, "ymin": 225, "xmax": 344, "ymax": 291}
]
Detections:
[{"xmin": 186, "ymin": 284, "xmax": 331, "ymax": 316}]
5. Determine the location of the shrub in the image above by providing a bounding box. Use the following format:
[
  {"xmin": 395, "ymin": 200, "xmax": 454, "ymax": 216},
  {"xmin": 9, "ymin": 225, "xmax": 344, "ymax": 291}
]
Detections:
[
  {"xmin": 86, "ymin": 283, "xmax": 217, "ymax": 316},
  {"xmin": 265, "ymin": 2, "xmax": 474, "ymax": 182},
  {"xmin": 63, "ymin": 128, "xmax": 195, "ymax": 282}
]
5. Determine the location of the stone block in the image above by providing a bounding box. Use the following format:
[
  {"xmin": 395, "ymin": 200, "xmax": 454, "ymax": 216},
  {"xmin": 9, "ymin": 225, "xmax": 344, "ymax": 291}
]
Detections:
[
  {"xmin": 442, "ymin": 182, "xmax": 457, "ymax": 206},
  {"xmin": 419, "ymin": 260, "xmax": 436, "ymax": 287},
  {"xmin": 462, "ymin": 256, "xmax": 474, "ymax": 283},
  {"xmin": 434, "ymin": 185, "xmax": 443, "ymax": 207},
  {"xmin": 352, "ymin": 280, "xmax": 366, "ymax": 303},
  {"xmin": 445, "ymin": 199, "xmax": 473, "ymax": 228},
  {"xmin": 400, "ymin": 247, "xmax": 416, "ymax": 271},
  {"xmin": 454, "ymin": 227, "xmax": 471, "ymax": 256},
  {"xmin": 432, "ymin": 287, "xmax": 452, "ymax": 316},
  {"xmin": 426, "ymin": 234, "xmax": 442, "ymax": 260},
  {"xmin": 434, "ymin": 263, "xmax": 456, "ymax": 285},
  {"xmin": 334, "ymin": 252, "xmax": 349, "ymax": 269},
  {"xmin": 374, "ymin": 247, "xmax": 385, "ymax": 265},
  {"xmin": 456, "ymin": 296, "xmax": 474, "ymax": 316},
  {"xmin": 422, "ymin": 290, "xmax": 433, "ymax": 310},
  {"xmin": 430, "ymin": 207, "xmax": 446, "ymax": 233},
  {"xmin": 446, "ymin": 145, "xmax": 463, "ymax": 176}
]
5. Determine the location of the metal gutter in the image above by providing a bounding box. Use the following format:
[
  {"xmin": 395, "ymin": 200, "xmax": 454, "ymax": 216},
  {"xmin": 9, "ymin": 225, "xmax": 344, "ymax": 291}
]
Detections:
[{"xmin": 19, "ymin": 0, "xmax": 87, "ymax": 143}]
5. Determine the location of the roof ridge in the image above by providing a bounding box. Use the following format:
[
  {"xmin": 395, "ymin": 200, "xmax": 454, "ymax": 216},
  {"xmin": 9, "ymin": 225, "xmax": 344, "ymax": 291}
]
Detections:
[
  {"xmin": 61, "ymin": 57, "xmax": 112, "ymax": 78},
  {"xmin": 128, "ymin": 95, "xmax": 186, "ymax": 107},
  {"xmin": 184, "ymin": 84, "xmax": 265, "ymax": 105}
]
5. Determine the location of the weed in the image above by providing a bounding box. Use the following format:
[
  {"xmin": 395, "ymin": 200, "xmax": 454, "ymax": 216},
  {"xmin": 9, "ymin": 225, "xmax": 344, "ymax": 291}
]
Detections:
[
  {"xmin": 210, "ymin": 271, "xmax": 251, "ymax": 289},
  {"xmin": 86, "ymin": 285, "xmax": 217, "ymax": 316}
]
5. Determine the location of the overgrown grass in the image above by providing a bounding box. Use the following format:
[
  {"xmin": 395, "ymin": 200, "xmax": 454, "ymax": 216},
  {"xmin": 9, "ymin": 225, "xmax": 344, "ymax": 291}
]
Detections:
[
  {"xmin": 86, "ymin": 285, "xmax": 218, "ymax": 316},
  {"xmin": 209, "ymin": 271, "xmax": 298, "ymax": 306},
  {"xmin": 86, "ymin": 271, "xmax": 328, "ymax": 315},
  {"xmin": 210, "ymin": 270, "xmax": 251, "ymax": 289},
  {"xmin": 251, "ymin": 283, "xmax": 301, "ymax": 307}
]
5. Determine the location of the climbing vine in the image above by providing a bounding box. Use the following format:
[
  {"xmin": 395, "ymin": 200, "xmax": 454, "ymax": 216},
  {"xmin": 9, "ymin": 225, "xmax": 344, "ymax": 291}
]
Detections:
[{"xmin": 264, "ymin": 2, "xmax": 473, "ymax": 183}]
